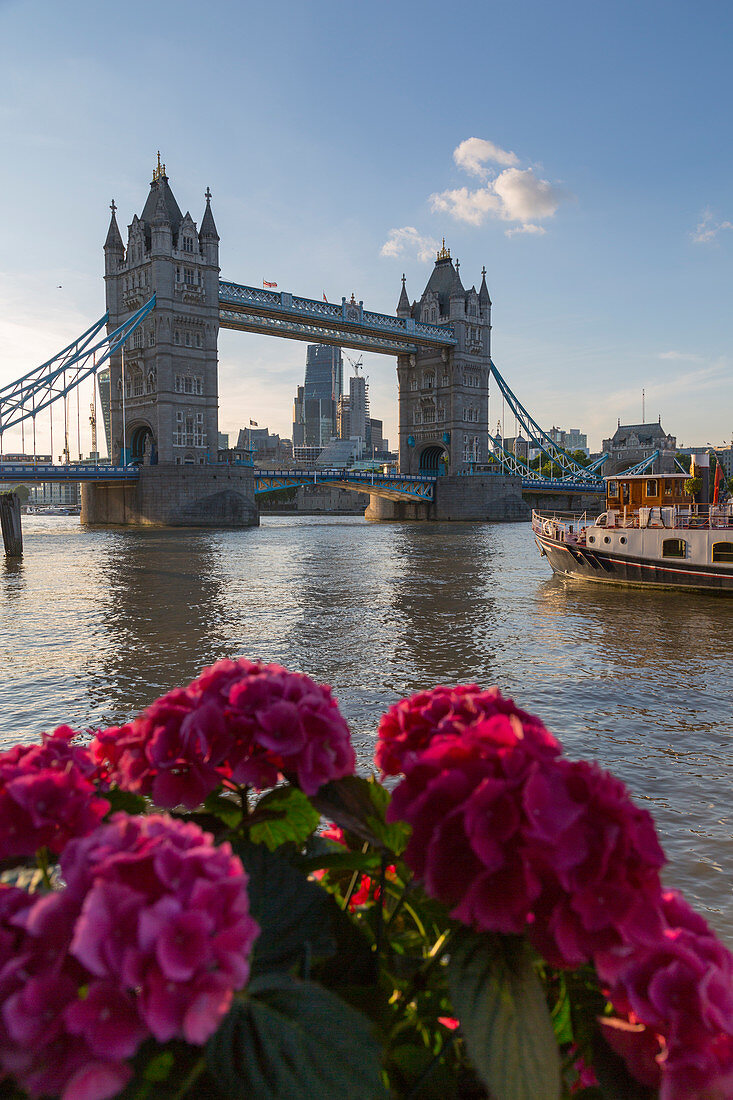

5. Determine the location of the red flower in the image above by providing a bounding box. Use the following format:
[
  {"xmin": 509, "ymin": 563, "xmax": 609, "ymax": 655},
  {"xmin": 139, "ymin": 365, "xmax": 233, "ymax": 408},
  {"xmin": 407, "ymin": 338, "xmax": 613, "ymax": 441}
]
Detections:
[
  {"xmin": 91, "ymin": 659, "xmax": 356, "ymax": 807},
  {"xmin": 376, "ymin": 684, "xmax": 560, "ymax": 777},
  {"xmin": 0, "ymin": 727, "xmax": 109, "ymax": 859}
]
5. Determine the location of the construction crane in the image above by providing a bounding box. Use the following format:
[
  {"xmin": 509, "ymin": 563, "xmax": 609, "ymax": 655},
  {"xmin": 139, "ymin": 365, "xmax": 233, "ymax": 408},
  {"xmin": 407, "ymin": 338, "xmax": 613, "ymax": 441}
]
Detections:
[{"xmin": 345, "ymin": 353, "xmax": 364, "ymax": 376}]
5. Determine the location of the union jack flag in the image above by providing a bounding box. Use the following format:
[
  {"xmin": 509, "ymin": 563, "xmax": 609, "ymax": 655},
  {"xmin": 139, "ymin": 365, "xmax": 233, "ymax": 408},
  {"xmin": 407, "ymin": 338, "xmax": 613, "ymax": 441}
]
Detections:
[{"xmin": 263, "ymin": 279, "xmax": 277, "ymax": 288}]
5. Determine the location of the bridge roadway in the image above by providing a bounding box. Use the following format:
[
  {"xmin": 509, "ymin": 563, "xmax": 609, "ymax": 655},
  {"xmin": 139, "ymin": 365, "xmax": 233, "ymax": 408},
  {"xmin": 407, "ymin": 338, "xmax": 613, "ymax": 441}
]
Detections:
[{"xmin": 0, "ymin": 463, "xmax": 603, "ymax": 501}]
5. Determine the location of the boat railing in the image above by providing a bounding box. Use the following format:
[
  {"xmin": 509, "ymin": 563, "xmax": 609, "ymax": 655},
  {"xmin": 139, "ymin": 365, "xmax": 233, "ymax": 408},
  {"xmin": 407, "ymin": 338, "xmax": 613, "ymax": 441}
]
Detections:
[
  {"xmin": 531, "ymin": 510, "xmax": 596, "ymax": 544},
  {"xmin": 534, "ymin": 503, "xmax": 733, "ymax": 536}
]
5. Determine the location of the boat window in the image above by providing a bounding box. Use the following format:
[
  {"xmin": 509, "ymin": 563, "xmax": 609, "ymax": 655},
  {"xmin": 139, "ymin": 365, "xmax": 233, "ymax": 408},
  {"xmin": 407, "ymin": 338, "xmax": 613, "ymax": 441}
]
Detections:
[
  {"xmin": 662, "ymin": 538, "xmax": 686, "ymax": 558},
  {"xmin": 619, "ymin": 536, "xmax": 627, "ymax": 544},
  {"xmin": 621, "ymin": 483, "xmax": 630, "ymax": 504},
  {"xmin": 712, "ymin": 541, "xmax": 733, "ymax": 563},
  {"xmin": 607, "ymin": 480, "xmax": 617, "ymax": 497},
  {"xmin": 664, "ymin": 483, "xmax": 674, "ymax": 495},
  {"xmin": 646, "ymin": 479, "xmax": 658, "ymax": 497}
]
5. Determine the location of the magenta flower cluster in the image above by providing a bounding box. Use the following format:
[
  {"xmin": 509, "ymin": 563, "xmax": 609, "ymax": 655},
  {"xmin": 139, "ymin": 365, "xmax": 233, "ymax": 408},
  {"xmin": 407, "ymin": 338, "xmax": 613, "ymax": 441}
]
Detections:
[
  {"xmin": 0, "ymin": 726, "xmax": 110, "ymax": 860},
  {"xmin": 379, "ymin": 684, "xmax": 733, "ymax": 1099},
  {"xmin": 91, "ymin": 658, "xmax": 356, "ymax": 807},
  {"xmin": 0, "ymin": 812, "xmax": 259, "ymax": 1100}
]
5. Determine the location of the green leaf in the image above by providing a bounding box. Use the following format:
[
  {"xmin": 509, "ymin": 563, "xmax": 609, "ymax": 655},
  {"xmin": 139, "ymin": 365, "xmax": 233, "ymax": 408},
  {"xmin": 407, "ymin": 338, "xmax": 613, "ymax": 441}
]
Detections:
[
  {"xmin": 249, "ymin": 786, "xmax": 320, "ymax": 851},
  {"xmin": 233, "ymin": 841, "xmax": 335, "ymax": 973},
  {"xmin": 203, "ymin": 790, "xmax": 243, "ymax": 829},
  {"xmin": 142, "ymin": 1050, "xmax": 175, "ymax": 1083},
  {"xmin": 448, "ymin": 930, "xmax": 560, "ymax": 1100},
  {"xmin": 104, "ymin": 787, "xmax": 148, "ymax": 816},
  {"xmin": 206, "ymin": 975, "xmax": 387, "ymax": 1099},
  {"xmin": 296, "ymin": 847, "xmax": 383, "ymax": 875},
  {"xmin": 310, "ymin": 774, "xmax": 411, "ymax": 856}
]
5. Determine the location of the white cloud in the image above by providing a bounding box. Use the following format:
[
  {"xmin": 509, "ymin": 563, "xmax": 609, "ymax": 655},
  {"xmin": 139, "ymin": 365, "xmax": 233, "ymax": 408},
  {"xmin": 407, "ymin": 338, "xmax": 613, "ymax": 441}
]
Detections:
[
  {"xmin": 453, "ymin": 137, "xmax": 518, "ymax": 177},
  {"xmin": 380, "ymin": 227, "xmax": 440, "ymax": 262},
  {"xmin": 658, "ymin": 350, "xmax": 702, "ymax": 362},
  {"xmin": 505, "ymin": 223, "xmax": 546, "ymax": 238},
  {"xmin": 430, "ymin": 144, "xmax": 568, "ymax": 236},
  {"xmin": 429, "ymin": 187, "xmax": 502, "ymax": 227},
  {"xmin": 692, "ymin": 207, "xmax": 733, "ymax": 243}
]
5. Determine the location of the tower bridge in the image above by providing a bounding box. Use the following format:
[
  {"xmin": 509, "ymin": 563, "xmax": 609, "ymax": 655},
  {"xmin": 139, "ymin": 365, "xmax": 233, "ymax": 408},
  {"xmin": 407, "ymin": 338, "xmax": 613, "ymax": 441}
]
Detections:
[{"xmin": 1, "ymin": 159, "xmax": 602, "ymax": 537}]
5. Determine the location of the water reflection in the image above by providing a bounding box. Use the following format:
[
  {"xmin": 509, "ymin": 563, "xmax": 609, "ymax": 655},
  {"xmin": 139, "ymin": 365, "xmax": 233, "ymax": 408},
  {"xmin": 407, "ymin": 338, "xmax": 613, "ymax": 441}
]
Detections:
[
  {"xmin": 387, "ymin": 523, "xmax": 499, "ymax": 692},
  {"xmin": 86, "ymin": 529, "xmax": 231, "ymax": 725}
]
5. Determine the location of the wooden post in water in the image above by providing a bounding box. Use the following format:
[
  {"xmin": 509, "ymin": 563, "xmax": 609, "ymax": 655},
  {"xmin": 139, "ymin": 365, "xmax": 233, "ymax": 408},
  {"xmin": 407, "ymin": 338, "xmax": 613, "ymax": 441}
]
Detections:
[{"xmin": 0, "ymin": 493, "xmax": 23, "ymax": 557}]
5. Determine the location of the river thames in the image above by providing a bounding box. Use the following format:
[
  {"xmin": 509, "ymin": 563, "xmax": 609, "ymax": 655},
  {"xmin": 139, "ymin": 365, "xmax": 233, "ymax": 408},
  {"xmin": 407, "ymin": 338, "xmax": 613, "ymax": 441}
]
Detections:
[{"xmin": 2, "ymin": 514, "xmax": 732, "ymax": 940}]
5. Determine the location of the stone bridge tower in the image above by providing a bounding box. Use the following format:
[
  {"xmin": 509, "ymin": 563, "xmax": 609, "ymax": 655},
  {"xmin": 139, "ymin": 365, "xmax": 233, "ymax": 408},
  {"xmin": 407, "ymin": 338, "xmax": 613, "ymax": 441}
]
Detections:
[
  {"xmin": 396, "ymin": 243, "xmax": 491, "ymax": 476},
  {"xmin": 103, "ymin": 156, "xmax": 220, "ymax": 465}
]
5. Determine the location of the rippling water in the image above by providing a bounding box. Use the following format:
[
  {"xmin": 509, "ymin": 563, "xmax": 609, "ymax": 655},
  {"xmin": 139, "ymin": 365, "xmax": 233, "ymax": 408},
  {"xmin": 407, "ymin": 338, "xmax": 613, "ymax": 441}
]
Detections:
[{"xmin": 2, "ymin": 514, "xmax": 732, "ymax": 938}]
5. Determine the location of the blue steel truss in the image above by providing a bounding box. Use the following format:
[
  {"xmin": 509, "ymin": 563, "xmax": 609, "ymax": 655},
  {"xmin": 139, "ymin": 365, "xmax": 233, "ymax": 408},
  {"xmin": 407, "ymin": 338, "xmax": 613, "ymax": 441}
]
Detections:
[
  {"xmin": 218, "ymin": 282, "xmax": 456, "ymax": 356},
  {"xmin": 618, "ymin": 450, "xmax": 661, "ymax": 476},
  {"xmin": 255, "ymin": 469, "xmax": 435, "ymax": 503},
  {"xmin": 0, "ymin": 463, "xmax": 139, "ymax": 483},
  {"xmin": 0, "ymin": 296, "xmax": 156, "ymax": 436},
  {"xmin": 488, "ymin": 359, "xmax": 603, "ymax": 486}
]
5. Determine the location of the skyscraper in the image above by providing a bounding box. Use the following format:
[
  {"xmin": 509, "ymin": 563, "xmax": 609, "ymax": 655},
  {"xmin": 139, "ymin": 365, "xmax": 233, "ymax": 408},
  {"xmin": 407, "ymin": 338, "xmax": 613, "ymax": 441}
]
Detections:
[{"xmin": 292, "ymin": 345, "xmax": 343, "ymax": 448}]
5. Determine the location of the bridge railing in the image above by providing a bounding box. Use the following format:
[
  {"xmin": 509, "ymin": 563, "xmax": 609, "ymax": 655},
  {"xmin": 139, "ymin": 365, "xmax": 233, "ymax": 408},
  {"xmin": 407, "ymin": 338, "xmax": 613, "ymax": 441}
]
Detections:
[{"xmin": 218, "ymin": 282, "xmax": 455, "ymax": 346}]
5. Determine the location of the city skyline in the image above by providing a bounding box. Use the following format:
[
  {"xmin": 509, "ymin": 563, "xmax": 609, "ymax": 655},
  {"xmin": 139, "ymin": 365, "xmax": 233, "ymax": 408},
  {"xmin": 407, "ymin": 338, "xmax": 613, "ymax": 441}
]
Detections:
[{"xmin": 0, "ymin": 0, "xmax": 731, "ymax": 456}]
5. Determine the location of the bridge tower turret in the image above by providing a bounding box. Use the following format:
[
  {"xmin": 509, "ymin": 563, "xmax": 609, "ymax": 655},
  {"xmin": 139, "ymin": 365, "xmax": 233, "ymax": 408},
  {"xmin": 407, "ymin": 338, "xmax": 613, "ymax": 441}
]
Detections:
[
  {"xmin": 104, "ymin": 156, "xmax": 220, "ymax": 466},
  {"xmin": 396, "ymin": 243, "xmax": 492, "ymax": 476}
]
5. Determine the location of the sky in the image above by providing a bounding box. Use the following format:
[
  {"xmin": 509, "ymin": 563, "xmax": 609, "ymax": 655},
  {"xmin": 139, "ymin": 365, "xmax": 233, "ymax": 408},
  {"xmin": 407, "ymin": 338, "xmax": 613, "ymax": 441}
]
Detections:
[{"xmin": 0, "ymin": 0, "xmax": 731, "ymax": 456}]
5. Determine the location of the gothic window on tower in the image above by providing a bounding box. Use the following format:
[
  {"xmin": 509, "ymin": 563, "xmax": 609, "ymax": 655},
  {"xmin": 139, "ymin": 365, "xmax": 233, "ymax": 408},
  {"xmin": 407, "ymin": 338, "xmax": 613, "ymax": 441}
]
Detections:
[
  {"xmin": 196, "ymin": 333, "xmax": 202, "ymax": 348},
  {"xmin": 184, "ymin": 268, "xmax": 194, "ymax": 286},
  {"xmin": 146, "ymin": 370, "xmax": 156, "ymax": 394},
  {"xmin": 423, "ymin": 373, "xmax": 434, "ymax": 390},
  {"xmin": 185, "ymin": 332, "xmax": 191, "ymax": 347},
  {"xmin": 176, "ymin": 267, "xmax": 181, "ymax": 283},
  {"xmin": 174, "ymin": 331, "xmax": 181, "ymax": 345},
  {"xmin": 410, "ymin": 378, "xmax": 418, "ymax": 391},
  {"xmin": 423, "ymin": 403, "xmax": 436, "ymax": 424},
  {"xmin": 132, "ymin": 371, "xmax": 143, "ymax": 397},
  {"xmin": 195, "ymin": 376, "xmax": 203, "ymax": 395},
  {"xmin": 414, "ymin": 409, "xmax": 422, "ymax": 425},
  {"xmin": 148, "ymin": 330, "xmax": 155, "ymax": 347},
  {"xmin": 182, "ymin": 236, "xmax": 194, "ymax": 253},
  {"xmin": 442, "ymin": 372, "xmax": 449, "ymax": 386}
]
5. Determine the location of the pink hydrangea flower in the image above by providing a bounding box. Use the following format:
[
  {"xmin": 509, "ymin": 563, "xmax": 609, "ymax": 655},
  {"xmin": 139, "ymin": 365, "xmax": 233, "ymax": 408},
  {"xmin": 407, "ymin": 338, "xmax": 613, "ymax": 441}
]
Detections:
[
  {"xmin": 0, "ymin": 813, "xmax": 259, "ymax": 1098},
  {"xmin": 91, "ymin": 659, "xmax": 356, "ymax": 807},
  {"xmin": 387, "ymin": 705, "xmax": 666, "ymax": 966},
  {"xmin": 0, "ymin": 726, "xmax": 110, "ymax": 859},
  {"xmin": 375, "ymin": 684, "xmax": 561, "ymax": 776},
  {"xmin": 600, "ymin": 892, "xmax": 733, "ymax": 1100}
]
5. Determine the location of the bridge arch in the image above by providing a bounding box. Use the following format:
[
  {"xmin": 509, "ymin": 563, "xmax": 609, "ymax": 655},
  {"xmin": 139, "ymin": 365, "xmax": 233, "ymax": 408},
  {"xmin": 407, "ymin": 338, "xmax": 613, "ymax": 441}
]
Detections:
[
  {"xmin": 129, "ymin": 422, "xmax": 157, "ymax": 465},
  {"xmin": 418, "ymin": 444, "xmax": 447, "ymax": 476}
]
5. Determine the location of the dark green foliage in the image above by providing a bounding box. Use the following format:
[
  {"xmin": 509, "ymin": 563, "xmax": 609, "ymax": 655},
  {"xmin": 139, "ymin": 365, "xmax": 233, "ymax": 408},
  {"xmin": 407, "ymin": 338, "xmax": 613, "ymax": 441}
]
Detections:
[
  {"xmin": 206, "ymin": 976, "xmax": 387, "ymax": 1099},
  {"xmin": 448, "ymin": 930, "xmax": 561, "ymax": 1100}
]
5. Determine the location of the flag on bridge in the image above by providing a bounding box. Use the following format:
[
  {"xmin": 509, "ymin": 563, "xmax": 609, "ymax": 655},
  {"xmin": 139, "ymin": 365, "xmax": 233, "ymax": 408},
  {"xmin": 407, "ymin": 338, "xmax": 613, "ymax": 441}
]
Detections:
[
  {"xmin": 323, "ymin": 292, "xmax": 328, "ymax": 302},
  {"xmin": 263, "ymin": 280, "xmax": 277, "ymax": 288},
  {"xmin": 250, "ymin": 420, "xmax": 258, "ymax": 427}
]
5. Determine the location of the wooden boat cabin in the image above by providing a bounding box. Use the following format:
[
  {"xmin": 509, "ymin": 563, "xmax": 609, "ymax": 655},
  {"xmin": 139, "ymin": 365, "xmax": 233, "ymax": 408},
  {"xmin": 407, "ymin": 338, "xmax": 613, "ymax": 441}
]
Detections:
[{"xmin": 605, "ymin": 473, "xmax": 690, "ymax": 511}]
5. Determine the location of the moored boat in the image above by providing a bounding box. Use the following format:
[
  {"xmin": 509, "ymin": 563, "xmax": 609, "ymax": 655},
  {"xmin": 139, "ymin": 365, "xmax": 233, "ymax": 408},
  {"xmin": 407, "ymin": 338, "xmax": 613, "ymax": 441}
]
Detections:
[{"xmin": 532, "ymin": 472, "xmax": 733, "ymax": 593}]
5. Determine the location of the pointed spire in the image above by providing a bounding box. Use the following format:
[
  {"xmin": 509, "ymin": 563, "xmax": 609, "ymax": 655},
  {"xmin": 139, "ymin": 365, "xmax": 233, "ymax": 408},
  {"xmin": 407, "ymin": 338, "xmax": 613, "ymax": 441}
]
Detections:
[
  {"xmin": 479, "ymin": 264, "xmax": 491, "ymax": 305},
  {"xmin": 450, "ymin": 257, "xmax": 464, "ymax": 296},
  {"xmin": 397, "ymin": 273, "xmax": 410, "ymax": 316},
  {"xmin": 200, "ymin": 186, "xmax": 219, "ymax": 239},
  {"xmin": 104, "ymin": 199, "xmax": 124, "ymax": 252},
  {"xmin": 152, "ymin": 185, "xmax": 171, "ymax": 226}
]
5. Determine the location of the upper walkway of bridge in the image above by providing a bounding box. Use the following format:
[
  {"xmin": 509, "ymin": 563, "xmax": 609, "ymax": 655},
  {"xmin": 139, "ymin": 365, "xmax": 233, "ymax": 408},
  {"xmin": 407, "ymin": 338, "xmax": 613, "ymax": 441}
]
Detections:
[{"xmin": 218, "ymin": 282, "xmax": 456, "ymax": 356}]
